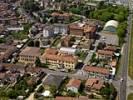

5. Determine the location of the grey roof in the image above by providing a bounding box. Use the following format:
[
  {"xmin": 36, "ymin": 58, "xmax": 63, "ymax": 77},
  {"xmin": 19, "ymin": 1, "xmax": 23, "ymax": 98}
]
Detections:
[
  {"xmin": 43, "ymin": 74, "xmax": 65, "ymax": 88},
  {"xmin": 99, "ymin": 32, "xmax": 119, "ymax": 46}
]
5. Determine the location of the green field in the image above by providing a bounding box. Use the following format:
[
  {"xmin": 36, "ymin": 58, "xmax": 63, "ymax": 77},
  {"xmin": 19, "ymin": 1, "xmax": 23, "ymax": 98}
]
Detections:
[
  {"xmin": 128, "ymin": 23, "xmax": 133, "ymax": 79},
  {"xmin": 128, "ymin": 93, "xmax": 133, "ymax": 100}
]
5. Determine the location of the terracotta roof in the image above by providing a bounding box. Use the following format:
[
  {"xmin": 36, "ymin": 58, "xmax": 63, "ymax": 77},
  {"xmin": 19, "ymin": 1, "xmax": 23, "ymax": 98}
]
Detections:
[
  {"xmin": 69, "ymin": 23, "xmax": 84, "ymax": 30},
  {"xmin": 66, "ymin": 79, "xmax": 81, "ymax": 88},
  {"xmin": 97, "ymin": 50, "xmax": 114, "ymax": 56},
  {"xmin": 83, "ymin": 66, "xmax": 110, "ymax": 75},
  {"xmin": 85, "ymin": 78, "xmax": 99, "ymax": 86},
  {"xmin": 55, "ymin": 96, "xmax": 74, "ymax": 100},
  {"xmin": 43, "ymin": 53, "xmax": 78, "ymax": 63},
  {"xmin": 85, "ymin": 78, "xmax": 104, "ymax": 90},
  {"xmin": 55, "ymin": 96, "xmax": 89, "ymax": 100},
  {"xmin": 44, "ymin": 48, "xmax": 58, "ymax": 55},
  {"xmin": 104, "ymin": 46, "xmax": 117, "ymax": 51},
  {"xmin": 84, "ymin": 25, "xmax": 96, "ymax": 33},
  {"xmin": 93, "ymin": 81, "xmax": 103, "ymax": 90},
  {"xmin": 69, "ymin": 22, "xmax": 96, "ymax": 33},
  {"xmin": 41, "ymin": 48, "xmax": 78, "ymax": 63},
  {"xmin": 20, "ymin": 47, "xmax": 40, "ymax": 56}
]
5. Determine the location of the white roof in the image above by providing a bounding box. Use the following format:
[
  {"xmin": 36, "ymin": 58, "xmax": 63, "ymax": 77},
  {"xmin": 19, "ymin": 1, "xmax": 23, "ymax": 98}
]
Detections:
[
  {"xmin": 104, "ymin": 20, "xmax": 119, "ymax": 29},
  {"xmin": 60, "ymin": 47, "xmax": 76, "ymax": 53},
  {"xmin": 42, "ymin": 90, "xmax": 50, "ymax": 96},
  {"xmin": 111, "ymin": 67, "xmax": 116, "ymax": 75}
]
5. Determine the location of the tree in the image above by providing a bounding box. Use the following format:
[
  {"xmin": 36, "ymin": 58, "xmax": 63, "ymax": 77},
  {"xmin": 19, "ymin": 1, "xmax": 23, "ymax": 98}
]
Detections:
[
  {"xmin": 100, "ymin": 83, "xmax": 117, "ymax": 100},
  {"xmin": 7, "ymin": 89, "xmax": 18, "ymax": 99},
  {"xmin": 35, "ymin": 41, "xmax": 40, "ymax": 47},
  {"xmin": 35, "ymin": 57, "xmax": 41, "ymax": 67},
  {"xmin": 23, "ymin": 0, "xmax": 40, "ymax": 12},
  {"xmin": 28, "ymin": 40, "xmax": 34, "ymax": 47}
]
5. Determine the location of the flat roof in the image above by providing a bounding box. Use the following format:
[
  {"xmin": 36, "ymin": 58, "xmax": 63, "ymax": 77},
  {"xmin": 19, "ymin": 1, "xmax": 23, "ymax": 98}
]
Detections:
[{"xmin": 20, "ymin": 47, "xmax": 40, "ymax": 56}]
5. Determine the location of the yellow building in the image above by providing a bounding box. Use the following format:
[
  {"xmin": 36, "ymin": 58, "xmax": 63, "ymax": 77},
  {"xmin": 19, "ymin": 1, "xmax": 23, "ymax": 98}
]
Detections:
[
  {"xmin": 40, "ymin": 48, "xmax": 78, "ymax": 70},
  {"xmin": 19, "ymin": 47, "xmax": 41, "ymax": 64}
]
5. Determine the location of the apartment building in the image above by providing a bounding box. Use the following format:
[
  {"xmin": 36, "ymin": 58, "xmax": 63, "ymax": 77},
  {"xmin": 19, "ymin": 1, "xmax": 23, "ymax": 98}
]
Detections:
[
  {"xmin": 83, "ymin": 66, "xmax": 110, "ymax": 79},
  {"xmin": 19, "ymin": 47, "xmax": 41, "ymax": 64},
  {"xmin": 40, "ymin": 48, "xmax": 78, "ymax": 70}
]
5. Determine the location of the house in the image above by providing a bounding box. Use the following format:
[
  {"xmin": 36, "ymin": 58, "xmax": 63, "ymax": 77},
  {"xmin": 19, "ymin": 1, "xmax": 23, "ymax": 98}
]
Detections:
[
  {"xmin": 66, "ymin": 78, "xmax": 81, "ymax": 93},
  {"xmin": 97, "ymin": 49, "xmax": 114, "ymax": 60},
  {"xmin": 19, "ymin": 47, "xmax": 41, "ymax": 64},
  {"xmin": 42, "ymin": 74, "xmax": 65, "ymax": 96},
  {"xmin": 83, "ymin": 66, "xmax": 110, "ymax": 79},
  {"xmin": 51, "ymin": 12, "xmax": 72, "ymax": 23},
  {"xmin": 40, "ymin": 48, "xmax": 78, "ymax": 70},
  {"xmin": 85, "ymin": 78, "xmax": 104, "ymax": 93},
  {"xmin": 104, "ymin": 45, "xmax": 117, "ymax": 52},
  {"xmin": 69, "ymin": 21, "xmax": 96, "ymax": 39}
]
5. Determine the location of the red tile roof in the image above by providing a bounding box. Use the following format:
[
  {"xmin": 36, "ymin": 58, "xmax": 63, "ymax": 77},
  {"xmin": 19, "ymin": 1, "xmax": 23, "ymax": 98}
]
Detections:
[
  {"xmin": 55, "ymin": 96, "xmax": 74, "ymax": 100},
  {"xmin": 83, "ymin": 66, "xmax": 110, "ymax": 75},
  {"xmin": 97, "ymin": 50, "xmax": 114, "ymax": 56},
  {"xmin": 85, "ymin": 78, "xmax": 104, "ymax": 90},
  {"xmin": 66, "ymin": 79, "xmax": 81, "ymax": 88},
  {"xmin": 41, "ymin": 48, "xmax": 78, "ymax": 63}
]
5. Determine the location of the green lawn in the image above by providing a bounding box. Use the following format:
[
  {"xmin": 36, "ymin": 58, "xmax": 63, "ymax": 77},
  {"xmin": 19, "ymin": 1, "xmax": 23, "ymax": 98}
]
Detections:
[
  {"xmin": 128, "ymin": 93, "xmax": 133, "ymax": 100},
  {"xmin": 128, "ymin": 23, "xmax": 133, "ymax": 79}
]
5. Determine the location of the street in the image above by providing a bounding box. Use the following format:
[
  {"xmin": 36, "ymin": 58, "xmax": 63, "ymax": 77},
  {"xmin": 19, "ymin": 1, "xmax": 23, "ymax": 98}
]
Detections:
[{"xmin": 117, "ymin": 1, "xmax": 133, "ymax": 99}]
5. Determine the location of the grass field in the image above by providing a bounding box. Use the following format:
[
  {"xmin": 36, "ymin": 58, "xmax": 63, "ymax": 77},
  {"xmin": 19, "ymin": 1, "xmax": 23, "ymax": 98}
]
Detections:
[
  {"xmin": 128, "ymin": 23, "xmax": 133, "ymax": 79},
  {"xmin": 128, "ymin": 93, "xmax": 133, "ymax": 100}
]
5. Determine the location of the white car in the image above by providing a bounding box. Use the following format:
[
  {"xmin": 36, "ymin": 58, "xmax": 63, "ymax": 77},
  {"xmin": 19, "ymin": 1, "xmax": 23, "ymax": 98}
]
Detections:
[{"xmin": 120, "ymin": 78, "xmax": 124, "ymax": 82}]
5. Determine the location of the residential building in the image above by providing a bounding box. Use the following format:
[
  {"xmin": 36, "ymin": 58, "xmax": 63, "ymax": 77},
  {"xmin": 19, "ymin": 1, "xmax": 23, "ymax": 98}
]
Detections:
[
  {"xmin": 85, "ymin": 78, "xmax": 104, "ymax": 93},
  {"xmin": 66, "ymin": 78, "xmax": 81, "ymax": 93},
  {"xmin": 83, "ymin": 66, "xmax": 110, "ymax": 79},
  {"xmin": 97, "ymin": 49, "xmax": 114, "ymax": 60},
  {"xmin": 19, "ymin": 47, "xmax": 41, "ymax": 64},
  {"xmin": 69, "ymin": 21, "xmax": 96, "ymax": 39},
  {"xmin": 51, "ymin": 12, "xmax": 72, "ymax": 23},
  {"xmin": 0, "ymin": 44, "xmax": 17, "ymax": 62},
  {"xmin": 40, "ymin": 48, "xmax": 78, "ymax": 70}
]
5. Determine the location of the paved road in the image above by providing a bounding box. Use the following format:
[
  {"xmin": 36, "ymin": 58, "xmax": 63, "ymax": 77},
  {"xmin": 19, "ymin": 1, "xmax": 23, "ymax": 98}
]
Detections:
[
  {"xmin": 119, "ymin": 2, "xmax": 133, "ymax": 99},
  {"xmin": 41, "ymin": 68, "xmax": 88, "ymax": 80}
]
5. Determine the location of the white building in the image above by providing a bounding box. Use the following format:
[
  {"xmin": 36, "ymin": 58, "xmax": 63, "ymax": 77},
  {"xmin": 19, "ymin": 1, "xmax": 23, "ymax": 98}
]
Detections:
[{"xmin": 59, "ymin": 47, "xmax": 77, "ymax": 55}]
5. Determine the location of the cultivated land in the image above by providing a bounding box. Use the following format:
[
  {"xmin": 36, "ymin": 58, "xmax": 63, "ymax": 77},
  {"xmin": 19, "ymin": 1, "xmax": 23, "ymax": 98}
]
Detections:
[{"xmin": 128, "ymin": 23, "xmax": 133, "ymax": 79}]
